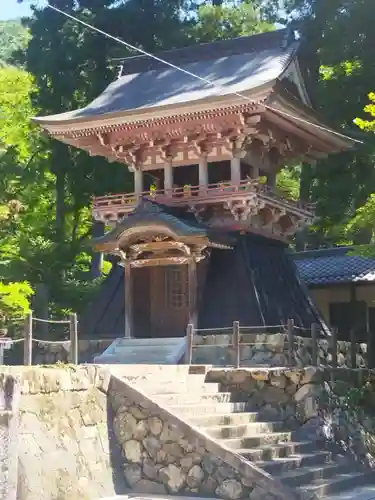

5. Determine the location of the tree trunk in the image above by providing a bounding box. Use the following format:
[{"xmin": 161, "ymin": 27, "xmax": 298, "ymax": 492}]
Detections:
[{"xmin": 33, "ymin": 283, "xmax": 49, "ymax": 339}]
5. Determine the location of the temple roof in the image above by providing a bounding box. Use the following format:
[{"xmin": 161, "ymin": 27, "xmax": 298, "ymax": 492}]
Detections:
[
  {"xmin": 294, "ymin": 247, "xmax": 375, "ymax": 286},
  {"xmin": 34, "ymin": 29, "xmax": 298, "ymax": 126},
  {"xmin": 93, "ymin": 199, "xmax": 234, "ymax": 251}
]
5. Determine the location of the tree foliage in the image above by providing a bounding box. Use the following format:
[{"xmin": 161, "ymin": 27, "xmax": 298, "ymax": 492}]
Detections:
[
  {"xmin": 0, "ymin": 281, "xmax": 34, "ymax": 331},
  {"xmin": 192, "ymin": 2, "xmax": 274, "ymax": 42},
  {"xmin": 0, "ymin": 20, "xmax": 30, "ymax": 66}
]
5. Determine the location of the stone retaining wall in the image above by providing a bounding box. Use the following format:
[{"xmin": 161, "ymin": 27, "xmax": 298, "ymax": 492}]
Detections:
[
  {"xmin": 107, "ymin": 373, "xmax": 302, "ymax": 500},
  {"xmin": 4, "ymin": 339, "xmax": 112, "ymax": 365},
  {"xmin": 192, "ymin": 333, "xmax": 367, "ymax": 368},
  {"xmin": 1, "ymin": 366, "xmax": 126, "ymax": 500}
]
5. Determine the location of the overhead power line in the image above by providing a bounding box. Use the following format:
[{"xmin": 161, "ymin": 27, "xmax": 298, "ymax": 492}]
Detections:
[{"xmin": 46, "ymin": 3, "xmax": 362, "ymax": 145}]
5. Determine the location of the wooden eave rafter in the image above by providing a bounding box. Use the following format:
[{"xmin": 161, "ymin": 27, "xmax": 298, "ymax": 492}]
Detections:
[
  {"xmin": 267, "ymin": 83, "xmax": 354, "ymax": 152},
  {"xmin": 34, "ymin": 83, "xmax": 273, "ymax": 134}
]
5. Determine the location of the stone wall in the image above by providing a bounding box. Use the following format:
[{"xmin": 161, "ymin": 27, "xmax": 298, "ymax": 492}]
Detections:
[
  {"xmin": 107, "ymin": 373, "xmax": 302, "ymax": 500},
  {"xmin": 1, "ymin": 365, "xmax": 127, "ymax": 500},
  {"xmin": 3, "ymin": 339, "xmax": 112, "ymax": 365},
  {"xmin": 192, "ymin": 333, "xmax": 367, "ymax": 368},
  {"xmin": 206, "ymin": 366, "xmax": 375, "ymax": 467}
]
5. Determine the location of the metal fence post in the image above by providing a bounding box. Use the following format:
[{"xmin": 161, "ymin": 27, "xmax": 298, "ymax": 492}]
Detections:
[
  {"xmin": 232, "ymin": 321, "xmax": 240, "ymax": 368},
  {"xmin": 69, "ymin": 313, "xmax": 78, "ymax": 364},
  {"xmin": 287, "ymin": 319, "xmax": 295, "ymax": 366},
  {"xmin": 185, "ymin": 324, "xmax": 194, "ymax": 364},
  {"xmin": 311, "ymin": 323, "xmax": 318, "ymax": 366},
  {"xmin": 330, "ymin": 326, "xmax": 338, "ymax": 367},
  {"xmin": 23, "ymin": 312, "xmax": 32, "ymax": 366}
]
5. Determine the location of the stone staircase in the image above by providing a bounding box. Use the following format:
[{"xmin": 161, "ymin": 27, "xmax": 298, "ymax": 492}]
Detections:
[{"xmin": 110, "ymin": 365, "xmax": 375, "ymax": 500}]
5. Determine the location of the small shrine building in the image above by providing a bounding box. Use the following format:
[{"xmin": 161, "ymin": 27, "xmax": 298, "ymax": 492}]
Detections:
[{"xmin": 35, "ymin": 29, "xmax": 355, "ymax": 339}]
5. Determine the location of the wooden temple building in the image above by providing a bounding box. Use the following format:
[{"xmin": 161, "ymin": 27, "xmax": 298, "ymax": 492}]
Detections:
[{"xmin": 35, "ymin": 29, "xmax": 355, "ymax": 341}]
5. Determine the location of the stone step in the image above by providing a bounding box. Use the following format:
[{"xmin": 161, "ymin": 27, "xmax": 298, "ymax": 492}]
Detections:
[
  {"xmin": 153, "ymin": 392, "xmax": 233, "ymax": 405},
  {"xmin": 219, "ymin": 431, "xmax": 293, "ymax": 449},
  {"xmin": 256, "ymin": 450, "xmax": 333, "ymax": 475},
  {"xmin": 131, "ymin": 381, "xmax": 221, "ymax": 395},
  {"xmin": 297, "ymin": 471, "xmax": 371, "ymax": 498},
  {"xmin": 118, "ymin": 373, "xmax": 207, "ymax": 384},
  {"xmin": 187, "ymin": 412, "xmax": 260, "ymax": 427},
  {"xmin": 108, "ymin": 365, "xmax": 195, "ymax": 378},
  {"xmin": 239, "ymin": 441, "xmax": 316, "ymax": 462},
  {"xmin": 202, "ymin": 421, "xmax": 284, "ymax": 439},
  {"xmin": 279, "ymin": 461, "xmax": 353, "ymax": 488},
  {"xmin": 170, "ymin": 402, "xmax": 248, "ymax": 416}
]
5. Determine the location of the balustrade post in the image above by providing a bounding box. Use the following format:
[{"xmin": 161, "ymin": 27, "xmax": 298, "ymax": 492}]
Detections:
[
  {"xmin": 23, "ymin": 312, "xmax": 33, "ymax": 366},
  {"xmin": 330, "ymin": 327, "xmax": 338, "ymax": 367},
  {"xmin": 69, "ymin": 313, "xmax": 79, "ymax": 365},
  {"xmin": 232, "ymin": 321, "xmax": 240, "ymax": 368},
  {"xmin": 287, "ymin": 319, "xmax": 295, "ymax": 366},
  {"xmin": 350, "ymin": 328, "xmax": 357, "ymax": 368},
  {"xmin": 311, "ymin": 323, "xmax": 318, "ymax": 367},
  {"xmin": 185, "ymin": 324, "xmax": 194, "ymax": 364}
]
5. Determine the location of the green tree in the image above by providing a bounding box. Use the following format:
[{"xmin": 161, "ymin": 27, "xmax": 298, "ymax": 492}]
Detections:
[
  {"xmin": 192, "ymin": 1, "xmax": 274, "ymax": 42},
  {"xmin": 0, "ymin": 20, "xmax": 30, "ymax": 66},
  {"xmin": 0, "ymin": 281, "xmax": 34, "ymax": 334}
]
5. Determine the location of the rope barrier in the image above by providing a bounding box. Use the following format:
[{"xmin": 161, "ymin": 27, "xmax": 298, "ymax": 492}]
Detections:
[
  {"xmin": 239, "ymin": 325, "xmax": 287, "ymax": 330},
  {"xmin": 0, "ymin": 337, "xmax": 72, "ymax": 346},
  {"xmin": 0, "ymin": 338, "xmax": 24, "ymax": 345},
  {"xmin": 193, "ymin": 327, "xmax": 234, "ymax": 333},
  {"xmin": 32, "ymin": 317, "xmax": 71, "ymax": 324},
  {"xmin": 32, "ymin": 338, "xmax": 70, "ymax": 345},
  {"xmin": 193, "ymin": 341, "xmax": 288, "ymax": 348}
]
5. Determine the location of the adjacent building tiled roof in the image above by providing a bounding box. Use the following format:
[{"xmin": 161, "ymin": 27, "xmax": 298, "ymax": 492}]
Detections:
[
  {"xmin": 293, "ymin": 247, "xmax": 375, "ymax": 286},
  {"xmin": 35, "ymin": 29, "xmax": 299, "ymax": 123}
]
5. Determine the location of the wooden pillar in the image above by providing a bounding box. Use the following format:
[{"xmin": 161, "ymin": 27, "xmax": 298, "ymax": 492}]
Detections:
[
  {"xmin": 251, "ymin": 165, "xmax": 260, "ymax": 179},
  {"xmin": 124, "ymin": 260, "xmax": 133, "ymax": 338},
  {"xmin": 230, "ymin": 157, "xmax": 241, "ymax": 185},
  {"xmin": 134, "ymin": 168, "xmax": 143, "ymax": 196},
  {"xmin": 199, "ymin": 156, "xmax": 208, "ymax": 192},
  {"xmin": 267, "ymin": 168, "xmax": 276, "ymax": 190},
  {"xmin": 188, "ymin": 258, "xmax": 198, "ymax": 327},
  {"xmin": 164, "ymin": 160, "xmax": 173, "ymax": 193}
]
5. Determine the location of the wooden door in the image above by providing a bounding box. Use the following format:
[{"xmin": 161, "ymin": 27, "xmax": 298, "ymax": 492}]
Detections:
[{"xmin": 150, "ymin": 265, "xmax": 189, "ymax": 337}]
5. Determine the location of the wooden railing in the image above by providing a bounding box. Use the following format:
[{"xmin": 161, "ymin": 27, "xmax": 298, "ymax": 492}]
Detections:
[
  {"xmin": 93, "ymin": 180, "xmax": 314, "ymax": 214},
  {"xmin": 184, "ymin": 320, "xmax": 372, "ymax": 369}
]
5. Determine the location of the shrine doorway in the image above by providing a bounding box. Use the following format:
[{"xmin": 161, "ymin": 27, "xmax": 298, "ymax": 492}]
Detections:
[{"xmin": 133, "ymin": 265, "xmax": 190, "ymax": 338}]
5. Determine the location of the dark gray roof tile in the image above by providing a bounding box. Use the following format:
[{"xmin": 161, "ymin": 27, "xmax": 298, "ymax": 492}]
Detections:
[
  {"xmin": 35, "ymin": 29, "xmax": 298, "ymax": 123},
  {"xmin": 293, "ymin": 247, "xmax": 375, "ymax": 285}
]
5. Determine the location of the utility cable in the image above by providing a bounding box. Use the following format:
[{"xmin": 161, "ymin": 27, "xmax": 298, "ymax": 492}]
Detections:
[{"xmin": 46, "ymin": 3, "xmax": 362, "ymax": 145}]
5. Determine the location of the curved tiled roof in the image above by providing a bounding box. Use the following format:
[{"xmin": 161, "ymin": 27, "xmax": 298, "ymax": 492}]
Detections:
[
  {"xmin": 35, "ymin": 29, "xmax": 298, "ymax": 124},
  {"xmin": 93, "ymin": 199, "xmax": 234, "ymax": 248},
  {"xmin": 293, "ymin": 247, "xmax": 375, "ymax": 285}
]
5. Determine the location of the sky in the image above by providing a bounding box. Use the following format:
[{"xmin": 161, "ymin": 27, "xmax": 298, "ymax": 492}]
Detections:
[{"xmin": 0, "ymin": 0, "xmax": 45, "ymax": 21}]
